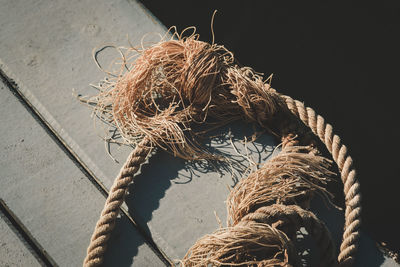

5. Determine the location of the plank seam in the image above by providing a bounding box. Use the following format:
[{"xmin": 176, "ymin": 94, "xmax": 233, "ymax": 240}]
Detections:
[
  {"xmin": 0, "ymin": 65, "xmax": 172, "ymax": 266},
  {"xmin": 0, "ymin": 199, "xmax": 58, "ymax": 267}
]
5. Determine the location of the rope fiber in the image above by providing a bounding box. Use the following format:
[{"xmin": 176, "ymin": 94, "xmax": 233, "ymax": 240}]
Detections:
[
  {"xmin": 82, "ymin": 30, "xmax": 361, "ymax": 266},
  {"xmin": 83, "ymin": 139, "xmax": 151, "ymax": 266}
]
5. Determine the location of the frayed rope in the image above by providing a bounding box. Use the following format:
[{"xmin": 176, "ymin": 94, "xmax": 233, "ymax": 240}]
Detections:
[{"xmin": 82, "ymin": 27, "xmax": 361, "ymax": 267}]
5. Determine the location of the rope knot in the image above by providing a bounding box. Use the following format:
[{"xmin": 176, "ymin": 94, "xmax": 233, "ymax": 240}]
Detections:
[{"xmin": 225, "ymin": 66, "xmax": 286, "ymax": 127}]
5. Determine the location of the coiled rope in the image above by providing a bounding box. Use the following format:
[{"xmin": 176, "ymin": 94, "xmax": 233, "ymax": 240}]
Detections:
[
  {"xmin": 82, "ymin": 30, "xmax": 361, "ymax": 266},
  {"xmin": 284, "ymin": 96, "xmax": 361, "ymax": 265}
]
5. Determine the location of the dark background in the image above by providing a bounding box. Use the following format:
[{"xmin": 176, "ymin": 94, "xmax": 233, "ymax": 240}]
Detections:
[{"xmin": 140, "ymin": 0, "xmax": 400, "ymax": 255}]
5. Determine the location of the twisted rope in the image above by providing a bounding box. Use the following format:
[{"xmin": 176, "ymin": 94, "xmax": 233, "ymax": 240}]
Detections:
[
  {"xmin": 83, "ymin": 33, "xmax": 361, "ymax": 266},
  {"xmin": 182, "ymin": 139, "xmax": 337, "ymax": 266},
  {"xmin": 83, "ymin": 97, "xmax": 361, "ymax": 266},
  {"xmin": 83, "ymin": 139, "xmax": 151, "ymax": 266},
  {"xmin": 283, "ymin": 96, "xmax": 361, "ymax": 266},
  {"xmin": 241, "ymin": 204, "xmax": 337, "ymax": 267},
  {"xmin": 181, "ymin": 220, "xmax": 299, "ymax": 266},
  {"xmin": 226, "ymin": 145, "xmax": 333, "ymax": 227},
  {"xmin": 83, "ymin": 96, "xmax": 361, "ymax": 266}
]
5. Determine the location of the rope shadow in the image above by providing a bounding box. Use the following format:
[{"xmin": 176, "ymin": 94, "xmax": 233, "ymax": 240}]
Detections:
[
  {"xmin": 123, "ymin": 120, "xmax": 276, "ymax": 262},
  {"xmin": 102, "ymin": 215, "xmax": 143, "ymax": 266},
  {"xmin": 311, "ymin": 195, "xmax": 386, "ymax": 266}
]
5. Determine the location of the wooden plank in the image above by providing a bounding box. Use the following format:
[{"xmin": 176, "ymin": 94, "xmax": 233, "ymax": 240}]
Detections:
[
  {"xmin": 0, "ymin": 0, "xmax": 277, "ymax": 260},
  {"xmin": 1, "ymin": 199, "xmax": 56, "ymax": 266},
  {"xmin": 0, "ymin": 213, "xmax": 42, "ymax": 267},
  {"xmin": 0, "ymin": 80, "xmax": 165, "ymax": 266},
  {"xmin": 0, "ymin": 0, "xmax": 167, "ymax": 190}
]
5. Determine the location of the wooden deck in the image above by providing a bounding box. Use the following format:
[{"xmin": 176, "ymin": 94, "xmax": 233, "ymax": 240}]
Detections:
[{"xmin": 0, "ymin": 0, "xmax": 398, "ymax": 266}]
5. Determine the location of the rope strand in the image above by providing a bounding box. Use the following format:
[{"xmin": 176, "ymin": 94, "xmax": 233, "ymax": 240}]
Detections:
[
  {"xmin": 83, "ymin": 32, "xmax": 361, "ymax": 266},
  {"xmin": 84, "ymin": 139, "xmax": 151, "ymax": 266},
  {"xmin": 284, "ymin": 96, "xmax": 361, "ymax": 266}
]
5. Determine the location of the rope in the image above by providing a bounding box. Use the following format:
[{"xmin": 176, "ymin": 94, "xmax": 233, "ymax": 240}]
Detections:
[
  {"xmin": 83, "ymin": 139, "xmax": 151, "ymax": 266},
  {"xmin": 83, "ymin": 97, "xmax": 361, "ymax": 266},
  {"xmin": 82, "ymin": 34, "xmax": 361, "ymax": 266},
  {"xmin": 181, "ymin": 220, "xmax": 299, "ymax": 266},
  {"xmin": 182, "ymin": 152, "xmax": 337, "ymax": 266},
  {"xmin": 284, "ymin": 96, "xmax": 361, "ymax": 266},
  {"xmin": 241, "ymin": 204, "xmax": 337, "ymax": 267}
]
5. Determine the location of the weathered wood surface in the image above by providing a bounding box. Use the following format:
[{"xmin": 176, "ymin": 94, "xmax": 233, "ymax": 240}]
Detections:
[
  {"xmin": 0, "ymin": 79, "xmax": 165, "ymax": 266},
  {"xmin": 0, "ymin": 0, "xmax": 398, "ymax": 266},
  {"xmin": 0, "ymin": 214, "xmax": 41, "ymax": 267},
  {"xmin": 0, "ymin": 0, "xmax": 276, "ymax": 263}
]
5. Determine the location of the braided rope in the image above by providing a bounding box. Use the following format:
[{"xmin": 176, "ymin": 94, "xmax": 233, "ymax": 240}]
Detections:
[
  {"xmin": 83, "ymin": 139, "xmax": 151, "ymax": 266},
  {"xmin": 283, "ymin": 95, "xmax": 361, "ymax": 266}
]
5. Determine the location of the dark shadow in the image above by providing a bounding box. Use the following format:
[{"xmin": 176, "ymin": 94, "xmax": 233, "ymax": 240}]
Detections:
[
  {"xmin": 124, "ymin": 148, "xmax": 184, "ymax": 239},
  {"xmin": 124, "ymin": 120, "xmax": 276, "ymax": 242},
  {"xmin": 311, "ymin": 195, "xmax": 385, "ymax": 266},
  {"xmin": 103, "ymin": 216, "xmax": 143, "ymax": 266}
]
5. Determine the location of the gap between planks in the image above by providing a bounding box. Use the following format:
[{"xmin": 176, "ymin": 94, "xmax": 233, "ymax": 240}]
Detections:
[{"xmin": 0, "ymin": 67, "xmax": 173, "ymax": 267}]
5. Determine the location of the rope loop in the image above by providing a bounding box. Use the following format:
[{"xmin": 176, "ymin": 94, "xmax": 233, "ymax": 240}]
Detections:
[{"xmin": 83, "ymin": 30, "xmax": 361, "ymax": 266}]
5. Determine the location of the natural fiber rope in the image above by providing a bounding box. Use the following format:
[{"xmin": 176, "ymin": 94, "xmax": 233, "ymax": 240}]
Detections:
[
  {"xmin": 182, "ymin": 204, "xmax": 337, "ymax": 266},
  {"xmin": 181, "ymin": 220, "xmax": 298, "ymax": 266},
  {"xmin": 83, "ymin": 138, "xmax": 151, "ymax": 266},
  {"xmin": 82, "ymin": 33, "xmax": 361, "ymax": 266},
  {"xmin": 83, "ymin": 96, "xmax": 361, "ymax": 266},
  {"xmin": 241, "ymin": 204, "xmax": 337, "ymax": 266},
  {"xmin": 283, "ymin": 96, "xmax": 361, "ymax": 266}
]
